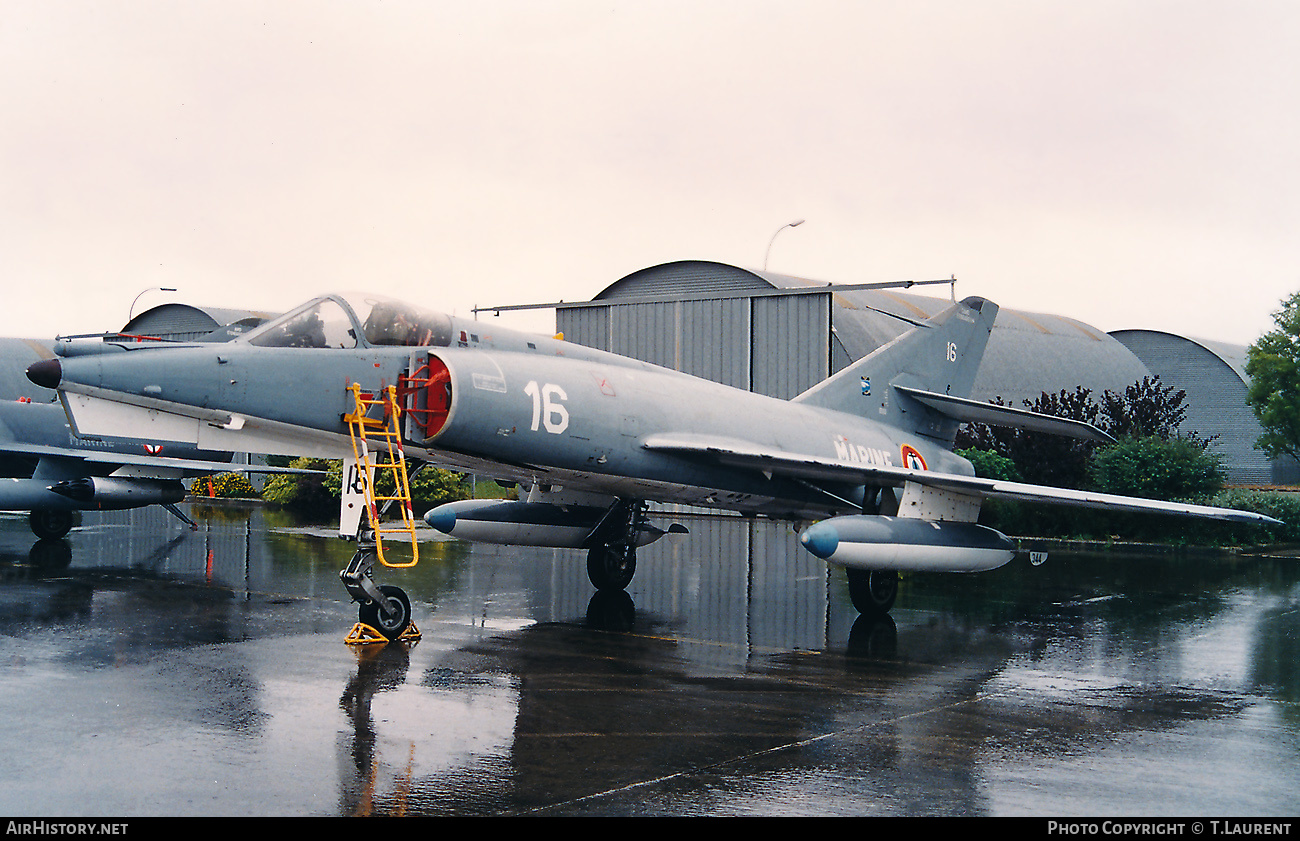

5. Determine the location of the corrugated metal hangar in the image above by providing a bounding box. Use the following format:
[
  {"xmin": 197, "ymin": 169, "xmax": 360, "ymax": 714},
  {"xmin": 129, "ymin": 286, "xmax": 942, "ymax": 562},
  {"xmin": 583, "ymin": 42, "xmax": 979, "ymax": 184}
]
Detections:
[
  {"xmin": 120, "ymin": 303, "xmax": 279, "ymax": 342},
  {"xmin": 1111, "ymin": 330, "xmax": 1298, "ymax": 485},
  {"xmin": 550, "ymin": 259, "xmax": 1291, "ymax": 486},
  {"xmin": 556, "ymin": 259, "xmax": 1149, "ymax": 405}
]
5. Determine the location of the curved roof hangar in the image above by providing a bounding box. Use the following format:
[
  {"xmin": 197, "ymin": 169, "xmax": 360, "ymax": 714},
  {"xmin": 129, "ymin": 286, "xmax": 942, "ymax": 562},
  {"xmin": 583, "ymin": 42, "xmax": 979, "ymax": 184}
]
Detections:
[{"xmin": 592, "ymin": 260, "xmax": 1151, "ymax": 409}]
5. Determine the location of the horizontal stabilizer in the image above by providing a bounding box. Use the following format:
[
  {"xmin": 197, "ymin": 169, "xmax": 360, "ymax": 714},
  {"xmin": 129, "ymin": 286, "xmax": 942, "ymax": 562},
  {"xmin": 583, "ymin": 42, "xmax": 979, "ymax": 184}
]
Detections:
[{"xmin": 893, "ymin": 385, "xmax": 1115, "ymax": 443}]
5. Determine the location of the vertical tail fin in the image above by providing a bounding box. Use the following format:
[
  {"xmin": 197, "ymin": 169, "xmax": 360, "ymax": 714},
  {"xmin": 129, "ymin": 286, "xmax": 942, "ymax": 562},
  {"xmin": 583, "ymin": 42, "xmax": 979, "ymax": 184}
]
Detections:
[{"xmin": 792, "ymin": 296, "xmax": 998, "ymax": 444}]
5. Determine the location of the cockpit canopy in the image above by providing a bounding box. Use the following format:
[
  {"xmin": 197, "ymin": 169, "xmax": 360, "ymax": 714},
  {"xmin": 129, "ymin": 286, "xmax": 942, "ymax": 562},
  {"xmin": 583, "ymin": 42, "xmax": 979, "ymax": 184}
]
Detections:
[{"xmin": 241, "ymin": 293, "xmax": 454, "ymax": 349}]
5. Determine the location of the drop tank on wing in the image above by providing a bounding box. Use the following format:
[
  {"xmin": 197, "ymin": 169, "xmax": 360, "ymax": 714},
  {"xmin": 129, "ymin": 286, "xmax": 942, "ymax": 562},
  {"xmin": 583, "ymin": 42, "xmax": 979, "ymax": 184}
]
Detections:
[{"xmin": 800, "ymin": 515, "xmax": 1016, "ymax": 573}]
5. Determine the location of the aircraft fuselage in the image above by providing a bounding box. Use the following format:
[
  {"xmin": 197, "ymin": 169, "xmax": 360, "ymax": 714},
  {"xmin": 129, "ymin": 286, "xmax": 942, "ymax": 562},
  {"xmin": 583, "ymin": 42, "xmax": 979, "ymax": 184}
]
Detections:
[{"xmin": 42, "ymin": 333, "xmax": 973, "ymax": 520}]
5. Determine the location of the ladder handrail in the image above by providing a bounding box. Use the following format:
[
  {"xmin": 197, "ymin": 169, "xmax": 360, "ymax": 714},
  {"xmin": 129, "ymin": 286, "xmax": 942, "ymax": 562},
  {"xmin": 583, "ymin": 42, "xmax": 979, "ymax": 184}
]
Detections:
[{"xmin": 345, "ymin": 383, "xmax": 420, "ymax": 569}]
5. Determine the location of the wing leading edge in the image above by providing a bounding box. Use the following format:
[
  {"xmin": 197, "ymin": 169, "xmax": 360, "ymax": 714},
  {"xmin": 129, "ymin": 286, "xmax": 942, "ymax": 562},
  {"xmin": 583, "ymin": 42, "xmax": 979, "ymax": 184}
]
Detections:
[
  {"xmin": 0, "ymin": 440, "xmax": 323, "ymax": 478},
  {"xmin": 641, "ymin": 433, "xmax": 1280, "ymax": 526}
]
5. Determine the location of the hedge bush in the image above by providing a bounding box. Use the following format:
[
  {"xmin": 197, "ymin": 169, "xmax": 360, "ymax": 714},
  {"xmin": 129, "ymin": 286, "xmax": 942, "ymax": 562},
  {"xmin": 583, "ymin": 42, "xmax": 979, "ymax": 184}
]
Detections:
[
  {"xmin": 194, "ymin": 472, "xmax": 259, "ymax": 499},
  {"xmin": 259, "ymin": 457, "xmax": 471, "ymax": 520}
]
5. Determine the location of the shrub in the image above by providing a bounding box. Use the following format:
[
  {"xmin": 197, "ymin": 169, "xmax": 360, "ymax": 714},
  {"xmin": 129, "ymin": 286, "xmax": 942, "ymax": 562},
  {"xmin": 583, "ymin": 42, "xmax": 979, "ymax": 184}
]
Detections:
[
  {"xmin": 956, "ymin": 447, "xmax": 1021, "ymax": 481},
  {"xmin": 1087, "ymin": 436, "xmax": 1225, "ymax": 500},
  {"xmin": 1200, "ymin": 488, "xmax": 1300, "ymax": 545},
  {"xmin": 957, "ymin": 376, "xmax": 1208, "ymax": 491},
  {"xmin": 260, "ymin": 457, "xmax": 335, "ymax": 514}
]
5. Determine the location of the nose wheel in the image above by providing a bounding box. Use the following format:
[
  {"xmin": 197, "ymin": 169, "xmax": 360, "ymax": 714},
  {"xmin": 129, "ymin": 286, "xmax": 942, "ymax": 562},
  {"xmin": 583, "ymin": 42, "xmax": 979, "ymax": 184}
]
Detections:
[
  {"xmin": 358, "ymin": 584, "xmax": 413, "ymax": 639},
  {"xmin": 341, "ymin": 547, "xmax": 420, "ymax": 644}
]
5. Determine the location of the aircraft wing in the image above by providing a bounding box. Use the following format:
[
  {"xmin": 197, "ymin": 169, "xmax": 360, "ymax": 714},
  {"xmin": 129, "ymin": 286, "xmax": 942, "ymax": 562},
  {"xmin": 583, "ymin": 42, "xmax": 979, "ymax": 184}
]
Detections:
[
  {"xmin": 641, "ymin": 433, "xmax": 1281, "ymax": 525},
  {"xmin": 54, "ymin": 382, "xmax": 547, "ymax": 481},
  {"xmin": 57, "ymin": 384, "xmax": 354, "ymax": 460},
  {"xmin": 0, "ymin": 440, "xmax": 322, "ymax": 478}
]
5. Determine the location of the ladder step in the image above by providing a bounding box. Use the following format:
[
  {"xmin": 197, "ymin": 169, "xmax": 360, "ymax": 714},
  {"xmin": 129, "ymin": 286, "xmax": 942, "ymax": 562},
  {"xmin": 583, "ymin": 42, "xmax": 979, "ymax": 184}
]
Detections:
[{"xmin": 345, "ymin": 382, "xmax": 419, "ymax": 570}]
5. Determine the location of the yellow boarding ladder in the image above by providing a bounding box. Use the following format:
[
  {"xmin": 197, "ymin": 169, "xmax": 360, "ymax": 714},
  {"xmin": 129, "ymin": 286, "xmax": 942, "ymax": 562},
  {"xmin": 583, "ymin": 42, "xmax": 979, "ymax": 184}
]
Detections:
[{"xmin": 344, "ymin": 383, "xmax": 419, "ymax": 569}]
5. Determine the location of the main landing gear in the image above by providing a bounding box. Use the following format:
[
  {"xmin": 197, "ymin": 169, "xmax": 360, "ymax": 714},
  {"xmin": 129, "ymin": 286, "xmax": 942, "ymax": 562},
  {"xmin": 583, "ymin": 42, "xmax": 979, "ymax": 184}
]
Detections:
[
  {"xmin": 29, "ymin": 509, "xmax": 74, "ymax": 540},
  {"xmin": 584, "ymin": 500, "xmax": 645, "ymax": 592},
  {"xmin": 845, "ymin": 568, "xmax": 898, "ymax": 616},
  {"xmin": 340, "ymin": 541, "xmax": 420, "ymax": 644},
  {"xmin": 587, "ymin": 541, "xmax": 636, "ymax": 591}
]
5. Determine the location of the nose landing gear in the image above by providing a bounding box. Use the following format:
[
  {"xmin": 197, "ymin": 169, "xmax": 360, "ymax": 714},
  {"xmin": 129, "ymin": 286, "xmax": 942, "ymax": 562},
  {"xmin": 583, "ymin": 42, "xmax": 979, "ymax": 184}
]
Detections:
[{"xmin": 341, "ymin": 544, "xmax": 420, "ymax": 644}]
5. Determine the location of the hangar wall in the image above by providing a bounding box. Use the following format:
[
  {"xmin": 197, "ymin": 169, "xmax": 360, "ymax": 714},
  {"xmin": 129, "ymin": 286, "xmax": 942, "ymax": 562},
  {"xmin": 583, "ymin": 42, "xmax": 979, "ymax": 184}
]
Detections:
[
  {"xmin": 561, "ymin": 267, "xmax": 832, "ymax": 399},
  {"xmin": 120, "ymin": 303, "xmax": 278, "ymax": 342},
  {"xmin": 558, "ymin": 259, "xmax": 1149, "ymax": 407}
]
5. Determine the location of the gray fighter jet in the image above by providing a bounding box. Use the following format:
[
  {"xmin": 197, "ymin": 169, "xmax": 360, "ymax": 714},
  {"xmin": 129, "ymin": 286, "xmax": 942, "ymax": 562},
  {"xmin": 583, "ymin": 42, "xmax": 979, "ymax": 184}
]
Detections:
[
  {"xmin": 26, "ymin": 292, "xmax": 1277, "ymax": 638},
  {"xmin": 0, "ymin": 337, "xmax": 267, "ymax": 538}
]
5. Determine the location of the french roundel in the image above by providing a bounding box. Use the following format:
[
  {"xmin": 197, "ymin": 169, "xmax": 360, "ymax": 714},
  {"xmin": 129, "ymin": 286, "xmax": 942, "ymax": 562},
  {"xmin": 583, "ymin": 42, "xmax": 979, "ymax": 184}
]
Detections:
[{"xmin": 901, "ymin": 445, "xmax": 927, "ymax": 471}]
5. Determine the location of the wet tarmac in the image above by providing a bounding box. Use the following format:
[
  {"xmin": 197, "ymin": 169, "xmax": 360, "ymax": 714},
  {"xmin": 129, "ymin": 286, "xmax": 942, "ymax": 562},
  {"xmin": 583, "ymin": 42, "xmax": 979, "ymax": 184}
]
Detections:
[{"xmin": 0, "ymin": 502, "xmax": 1297, "ymax": 817}]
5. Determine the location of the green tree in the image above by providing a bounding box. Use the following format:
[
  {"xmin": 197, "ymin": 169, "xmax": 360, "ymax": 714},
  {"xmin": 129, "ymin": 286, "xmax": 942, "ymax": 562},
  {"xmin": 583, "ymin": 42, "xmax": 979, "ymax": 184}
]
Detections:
[
  {"xmin": 260, "ymin": 457, "xmax": 336, "ymax": 515},
  {"xmin": 956, "ymin": 376, "xmax": 1208, "ymax": 489},
  {"xmin": 1246, "ymin": 291, "xmax": 1300, "ymax": 461},
  {"xmin": 957, "ymin": 386, "xmax": 1103, "ymax": 488},
  {"xmin": 1099, "ymin": 376, "xmax": 1208, "ymax": 445}
]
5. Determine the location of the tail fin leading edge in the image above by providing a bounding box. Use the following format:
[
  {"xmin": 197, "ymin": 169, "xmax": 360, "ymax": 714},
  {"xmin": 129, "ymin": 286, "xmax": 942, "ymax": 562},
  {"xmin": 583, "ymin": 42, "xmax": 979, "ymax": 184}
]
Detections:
[{"xmin": 792, "ymin": 296, "xmax": 998, "ymax": 444}]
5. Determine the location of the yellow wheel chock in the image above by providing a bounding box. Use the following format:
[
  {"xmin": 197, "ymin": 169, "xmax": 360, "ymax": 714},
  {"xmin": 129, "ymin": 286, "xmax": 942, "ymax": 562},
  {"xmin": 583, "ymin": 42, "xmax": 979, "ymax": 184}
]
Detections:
[{"xmin": 344, "ymin": 621, "xmax": 422, "ymax": 646}]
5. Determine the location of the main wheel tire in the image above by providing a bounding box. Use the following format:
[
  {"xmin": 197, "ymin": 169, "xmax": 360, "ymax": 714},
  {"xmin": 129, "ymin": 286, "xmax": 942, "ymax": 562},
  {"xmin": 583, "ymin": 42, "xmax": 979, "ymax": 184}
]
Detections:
[
  {"xmin": 29, "ymin": 509, "xmax": 74, "ymax": 540},
  {"xmin": 846, "ymin": 569, "xmax": 898, "ymax": 615},
  {"xmin": 587, "ymin": 543, "xmax": 636, "ymax": 591},
  {"xmin": 358, "ymin": 584, "xmax": 413, "ymax": 640}
]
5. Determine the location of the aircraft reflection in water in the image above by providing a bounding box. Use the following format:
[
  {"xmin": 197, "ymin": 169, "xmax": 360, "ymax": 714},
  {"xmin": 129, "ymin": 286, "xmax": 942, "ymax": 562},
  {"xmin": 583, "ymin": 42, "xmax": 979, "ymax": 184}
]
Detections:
[
  {"xmin": 2, "ymin": 506, "xmax": 1296, "ymax": 816},
  {"xmin": 0, "ymin": 505, "xmax": 260, "ymax": 649},
  {"xmin": 330, "ymin": 541, "xmax": 1300, "ymax": 818},
  {"xmin": 26, "ymin": 291, "xmax": 1279, "ymax": 639}
]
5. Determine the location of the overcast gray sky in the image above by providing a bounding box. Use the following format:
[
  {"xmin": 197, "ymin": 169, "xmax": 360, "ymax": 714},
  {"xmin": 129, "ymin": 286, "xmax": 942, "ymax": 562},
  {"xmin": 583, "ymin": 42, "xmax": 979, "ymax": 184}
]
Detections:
[{"xmin": 3, "ymin": 0, "xmax": 1298, "ymax": 345}]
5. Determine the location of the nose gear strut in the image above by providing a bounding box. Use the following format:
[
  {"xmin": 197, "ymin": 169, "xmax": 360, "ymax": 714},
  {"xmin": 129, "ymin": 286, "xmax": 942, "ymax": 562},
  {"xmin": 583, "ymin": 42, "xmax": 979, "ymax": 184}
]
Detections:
[{"xmin": 341, "ymin": 542, "xmax": 419, "ymax": 644}]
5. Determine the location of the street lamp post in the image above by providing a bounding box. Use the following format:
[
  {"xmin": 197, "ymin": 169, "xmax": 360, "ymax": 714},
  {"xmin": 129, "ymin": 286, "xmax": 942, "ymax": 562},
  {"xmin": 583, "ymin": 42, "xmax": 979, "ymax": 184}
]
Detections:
[
  {"xmin": 128, "ymin": 287, "xmax": 178, "ymax": 322},
  {"xmin": 763, "ymin": 219, "xmax": 804, "ymax": 272}
]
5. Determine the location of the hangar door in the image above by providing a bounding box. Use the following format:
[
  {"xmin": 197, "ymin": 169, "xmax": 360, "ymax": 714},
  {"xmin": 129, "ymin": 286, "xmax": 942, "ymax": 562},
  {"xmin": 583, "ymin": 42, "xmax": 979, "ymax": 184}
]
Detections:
[{"xmin": 557, "ymin": 291, "xmax": 830, "ymax": 400}]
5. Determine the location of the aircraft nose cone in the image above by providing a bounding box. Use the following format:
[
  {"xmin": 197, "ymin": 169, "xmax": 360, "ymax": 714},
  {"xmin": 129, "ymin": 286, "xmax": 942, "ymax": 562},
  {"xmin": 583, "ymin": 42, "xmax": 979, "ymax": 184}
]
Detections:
[
  {"xmin": 799, "ymin": 522, "xmax": 840, "ymax": 560},
  {"xmin": 26, "ymin": 358, "xmax": 62, "ymax": 390},
  {"xmin": 424, "ymin": 505, "xmax": 457, "ymax": 535}
]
